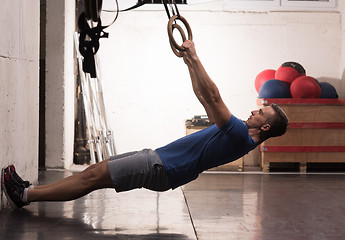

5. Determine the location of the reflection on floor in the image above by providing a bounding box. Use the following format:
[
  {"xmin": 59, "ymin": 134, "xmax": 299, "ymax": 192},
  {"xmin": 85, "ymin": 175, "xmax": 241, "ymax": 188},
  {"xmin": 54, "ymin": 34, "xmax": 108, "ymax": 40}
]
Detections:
[{"xmin": 2, "ymin": 169, "xmax": 345, "ymax": 239}]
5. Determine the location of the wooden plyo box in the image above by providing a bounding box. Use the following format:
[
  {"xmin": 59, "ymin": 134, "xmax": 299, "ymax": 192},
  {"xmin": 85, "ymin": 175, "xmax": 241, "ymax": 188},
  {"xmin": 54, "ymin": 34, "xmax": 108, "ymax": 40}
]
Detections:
[
  {"xmin": 185, "ymin": 116, "xmax": 244, "ymax": 172},
  {"xmin": 258, "ymin": 98, "xmax": 345, "ymax": 173}
]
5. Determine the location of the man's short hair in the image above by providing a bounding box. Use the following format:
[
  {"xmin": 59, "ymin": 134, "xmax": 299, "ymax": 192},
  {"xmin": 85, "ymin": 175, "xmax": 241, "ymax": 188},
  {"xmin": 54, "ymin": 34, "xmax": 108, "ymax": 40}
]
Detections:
[{"xmin": 260, "ymin": 103, "xmax": 289, "ymax": 142}]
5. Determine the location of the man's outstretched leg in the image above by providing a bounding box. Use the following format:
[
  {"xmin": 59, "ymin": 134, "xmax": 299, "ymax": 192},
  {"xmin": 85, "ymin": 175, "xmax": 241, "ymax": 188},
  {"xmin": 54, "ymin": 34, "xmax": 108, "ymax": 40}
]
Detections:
[
  {"xmin": 2, "ymin": 160, "xmax": 114, "ymax": 208},
  {"xmin": 2, "ymin": 149, "xmax": 171, "ymax": 209}
]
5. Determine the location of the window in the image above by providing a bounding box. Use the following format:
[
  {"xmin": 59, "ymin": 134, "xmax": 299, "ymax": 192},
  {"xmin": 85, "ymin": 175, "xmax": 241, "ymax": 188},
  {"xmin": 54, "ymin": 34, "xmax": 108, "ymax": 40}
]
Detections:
[
  {"xmin": 281, "ymin": 0, "xmax": 336, "ymax": 8},
  {"xmin": 104, "ymin": 0, "xmax": 187, "ymax": 11},
  {"xmin": 150, "ymin": 0, "xmax": 187, "ymax": 3},
  {"xmin": 225, "ymin": 0, "xmax": 280, "ymax": 9},
  {"xmin": 224, "ymin": 0, "xmax": 337, "ymax": 10},
  {"xmin": 105, "ymin": 0, "xmax": 336, "ymax": 11}
]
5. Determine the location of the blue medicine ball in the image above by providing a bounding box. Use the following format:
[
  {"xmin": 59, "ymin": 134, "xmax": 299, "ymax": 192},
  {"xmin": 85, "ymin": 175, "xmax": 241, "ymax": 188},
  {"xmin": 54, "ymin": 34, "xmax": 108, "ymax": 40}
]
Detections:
[
  {"xmin": 258, "ymin": 79, "xmax": 291, "ymax": 98},
  {"xmin": 320, "ymin": 82, "xmax": 338, "ymax": 98}
]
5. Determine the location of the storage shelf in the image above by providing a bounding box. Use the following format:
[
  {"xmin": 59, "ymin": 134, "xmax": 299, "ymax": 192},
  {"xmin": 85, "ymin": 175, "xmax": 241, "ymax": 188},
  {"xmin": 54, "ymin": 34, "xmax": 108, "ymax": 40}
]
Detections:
[{"xmin": 258, "ymin": 98, "xmax": 345, "ymax": 173}]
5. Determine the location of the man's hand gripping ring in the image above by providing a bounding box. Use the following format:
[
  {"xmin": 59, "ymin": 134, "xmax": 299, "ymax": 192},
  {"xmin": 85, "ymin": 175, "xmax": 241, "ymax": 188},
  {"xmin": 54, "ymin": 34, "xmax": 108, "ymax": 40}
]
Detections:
[{"xmin": 167, "ymin": 15, "xmax": 193, "ymax": 58}]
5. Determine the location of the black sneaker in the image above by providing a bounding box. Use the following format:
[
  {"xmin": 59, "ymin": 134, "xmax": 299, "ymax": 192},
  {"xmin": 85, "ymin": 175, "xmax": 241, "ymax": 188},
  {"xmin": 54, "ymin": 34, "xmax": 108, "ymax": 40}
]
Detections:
[
  {"xmin": 7, "ymin": 165, "xmax": 31, "ymax": 188},
  {"xmin": 1, "ymin": 167, "xmax": 29, "ymax": 209}
]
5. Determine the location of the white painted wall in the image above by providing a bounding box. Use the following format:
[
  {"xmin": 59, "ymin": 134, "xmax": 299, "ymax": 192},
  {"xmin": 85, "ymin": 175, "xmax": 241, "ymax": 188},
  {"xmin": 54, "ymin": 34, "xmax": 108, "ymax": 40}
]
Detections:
[
  {"xmin": 45, "ymin": 0, "xmax": 75, "ymax": 168},
  {"xmin": 339, "ymin": 1, "xmax": 345, "ymax": 95},
  {"xmin": 98, "ymin": 4, "xmax": 342, "ymax": 160},
  {"xmin": 0, "ymin": 0, "xmax": 39, "ymax": 208}
]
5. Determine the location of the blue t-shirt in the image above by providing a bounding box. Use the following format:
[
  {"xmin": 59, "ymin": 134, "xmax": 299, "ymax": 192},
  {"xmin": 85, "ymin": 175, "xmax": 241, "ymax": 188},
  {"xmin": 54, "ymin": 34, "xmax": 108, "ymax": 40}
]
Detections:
[{"xmin": 155, "ymin": 115, "xmax": 257, "ymax": 189}]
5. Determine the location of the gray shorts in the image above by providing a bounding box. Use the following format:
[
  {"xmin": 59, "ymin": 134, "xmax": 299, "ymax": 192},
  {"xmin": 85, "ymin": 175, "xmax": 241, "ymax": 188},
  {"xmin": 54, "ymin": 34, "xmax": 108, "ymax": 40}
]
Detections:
[{"xmin": 107, "ymin": 149, "xmax": 171, "ymax": 192}]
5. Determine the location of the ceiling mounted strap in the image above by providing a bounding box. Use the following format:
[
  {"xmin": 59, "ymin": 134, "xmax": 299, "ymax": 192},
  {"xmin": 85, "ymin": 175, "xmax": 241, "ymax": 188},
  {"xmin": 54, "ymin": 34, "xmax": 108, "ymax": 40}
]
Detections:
[
  {"xmin": 119, "ymin": 0, "xmax": 151, "ymax": 12},
  {"xmin": 78, "ymin": 0, "xmax": 119, "ymax": 78}
]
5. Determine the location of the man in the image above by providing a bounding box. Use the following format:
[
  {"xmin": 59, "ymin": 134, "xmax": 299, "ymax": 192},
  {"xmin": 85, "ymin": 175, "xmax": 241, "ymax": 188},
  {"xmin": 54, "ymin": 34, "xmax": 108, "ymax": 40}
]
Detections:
[{"xmin": 2, "ymin": 40, "xmax": 289, "ymax": 209}]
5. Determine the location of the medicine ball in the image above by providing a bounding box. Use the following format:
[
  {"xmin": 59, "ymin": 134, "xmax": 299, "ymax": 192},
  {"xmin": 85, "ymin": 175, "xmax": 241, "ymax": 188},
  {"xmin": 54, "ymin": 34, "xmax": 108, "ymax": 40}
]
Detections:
[
  {"xmin": 275, "ymin": 62, "xmax": 306, "ymax": 85},
  {"xmin": 320, "ymin": 82, "xmax": 338, "ymax": 98},
  {"xmin": 258, "ymin": 79, "xmax": 291, "ymax": 98},
  {"xmin": 290, "ymin": 76, "xmax": 321, "ymax": 98},
  {"xmin": 255, "ymin": 69, "xmax": 276, "ymax": 93}
]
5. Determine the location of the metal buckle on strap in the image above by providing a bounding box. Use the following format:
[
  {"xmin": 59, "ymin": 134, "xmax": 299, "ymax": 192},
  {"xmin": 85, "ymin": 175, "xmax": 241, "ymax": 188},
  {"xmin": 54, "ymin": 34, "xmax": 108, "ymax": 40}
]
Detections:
[{"xmin": 162, "ymin": 0, "xmax": 180, "ymax": 19}]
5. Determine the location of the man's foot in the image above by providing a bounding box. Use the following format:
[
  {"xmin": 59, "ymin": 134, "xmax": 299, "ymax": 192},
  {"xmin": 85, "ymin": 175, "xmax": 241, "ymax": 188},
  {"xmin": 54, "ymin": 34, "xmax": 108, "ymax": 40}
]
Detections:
[
  {"xmin": 6, "ymin": 165, "xmax": 31, "ymax": 188},
  {"xmin": 1, "ymin": 167, "xmax": 29, "ymax": 209}
]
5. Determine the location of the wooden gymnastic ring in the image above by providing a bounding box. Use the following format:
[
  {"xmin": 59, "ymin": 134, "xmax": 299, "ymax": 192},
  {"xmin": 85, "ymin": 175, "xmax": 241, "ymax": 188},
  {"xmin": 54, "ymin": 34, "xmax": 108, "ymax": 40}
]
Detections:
[
  {"xmin": 167, "ymin": 15, "xmax": 193, "ymax": 53},
  {"xmin": 84, "ymin": 0, "xmax": 103, "ymax": 22},
  {"xmin": 169, "ymin": 23, "xmax": 187, "ymax": 57}
]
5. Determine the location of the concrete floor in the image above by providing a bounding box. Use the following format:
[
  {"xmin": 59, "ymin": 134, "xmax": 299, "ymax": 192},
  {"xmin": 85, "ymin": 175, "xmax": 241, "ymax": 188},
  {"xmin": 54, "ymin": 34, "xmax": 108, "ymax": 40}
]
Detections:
[{"xmin": 2, "ymin": 169, "xmax": 345, "ymax": 240}]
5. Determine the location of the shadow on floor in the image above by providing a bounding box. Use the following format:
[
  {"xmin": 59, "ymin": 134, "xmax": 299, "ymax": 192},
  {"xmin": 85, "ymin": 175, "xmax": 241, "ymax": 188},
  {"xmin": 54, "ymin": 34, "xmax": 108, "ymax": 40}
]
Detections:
[
  {"xmin": 0, "ymin": 207, "xmax": 190, "ymax": 240},
  {"xmin": 1, "ymin": 169, "xmax": 195, "ymax": 240}
]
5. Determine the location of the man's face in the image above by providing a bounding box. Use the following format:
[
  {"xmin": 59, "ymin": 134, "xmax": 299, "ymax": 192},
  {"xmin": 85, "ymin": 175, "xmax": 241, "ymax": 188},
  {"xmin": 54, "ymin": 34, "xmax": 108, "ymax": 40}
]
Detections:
[{"xmin": 245, "ymin": 106, "xmax": 275, "ymax": 129}]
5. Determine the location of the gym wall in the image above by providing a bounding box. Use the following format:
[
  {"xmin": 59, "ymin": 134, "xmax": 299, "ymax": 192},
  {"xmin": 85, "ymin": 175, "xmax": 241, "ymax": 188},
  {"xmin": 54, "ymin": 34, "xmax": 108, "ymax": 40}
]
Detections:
[
  {"xmin": 0, "ymin": 0, "xmax": 40, "ymax": 208},
  {"xmin": 98, "ymin": 3, "xmax": 343, "ymax": 160}
]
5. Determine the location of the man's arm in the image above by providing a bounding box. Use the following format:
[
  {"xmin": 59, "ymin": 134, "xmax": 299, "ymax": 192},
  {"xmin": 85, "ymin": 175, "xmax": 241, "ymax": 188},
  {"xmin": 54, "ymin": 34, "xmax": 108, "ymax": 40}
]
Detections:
[
  {"xmin": 186, "ymin": 65, "xmax": 216, "ymax": 123},
  {"xmin": 182, "ymin": 40, "xmax": 231, "ymax": 128}
]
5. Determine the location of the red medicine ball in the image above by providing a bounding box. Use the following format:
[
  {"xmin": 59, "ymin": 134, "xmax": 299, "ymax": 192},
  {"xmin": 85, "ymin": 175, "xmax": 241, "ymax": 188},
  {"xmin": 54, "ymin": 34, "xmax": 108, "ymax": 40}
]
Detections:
[
  {"xmin": 255, "ymin": 69, "xmax": 276, "ymax": 93},
  {"xmin": 290, "ymin": 76, "xmax": 321, "ymax": 98},
  {"xmin": 275, "ymin": 62, "xmax": 306, "ymax": 85}
]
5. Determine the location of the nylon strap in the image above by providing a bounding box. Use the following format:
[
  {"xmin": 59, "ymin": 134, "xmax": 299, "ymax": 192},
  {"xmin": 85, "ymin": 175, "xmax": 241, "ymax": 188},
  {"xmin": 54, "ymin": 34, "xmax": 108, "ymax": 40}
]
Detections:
[
  {"xmin": 119, "ymin": 0, "xmax": 180, "ymax": 20},
  {"xmin": 78, "ymin": 0, "xmax": 119, "ymax": 78},
  {"xmin": 119, "ymin": 0, "xmax": 151, "ymax": 12}
]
